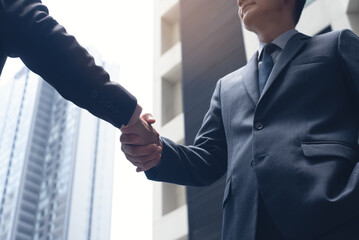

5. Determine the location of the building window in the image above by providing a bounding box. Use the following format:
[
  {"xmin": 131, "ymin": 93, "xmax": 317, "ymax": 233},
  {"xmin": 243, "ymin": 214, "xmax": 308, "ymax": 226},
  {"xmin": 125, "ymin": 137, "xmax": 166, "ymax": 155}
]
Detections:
[
  {"xmin": 161, "ymin": 63, "xmax": 183, "ymax": 126},
  {"xmin": 162, "ymin": 182, "xmax": 186, "ymax": 215},
  {"xmin": 161, "ymin": 2, "xmax": 180, "ymax": 54}
]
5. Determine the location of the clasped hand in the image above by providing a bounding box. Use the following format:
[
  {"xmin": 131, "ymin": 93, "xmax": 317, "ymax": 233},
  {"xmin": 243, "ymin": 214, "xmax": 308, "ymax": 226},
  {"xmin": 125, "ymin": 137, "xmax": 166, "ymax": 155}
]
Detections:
[{"xmin": 120, "ymin": 114, "xmax": 162, "ymax": 172}]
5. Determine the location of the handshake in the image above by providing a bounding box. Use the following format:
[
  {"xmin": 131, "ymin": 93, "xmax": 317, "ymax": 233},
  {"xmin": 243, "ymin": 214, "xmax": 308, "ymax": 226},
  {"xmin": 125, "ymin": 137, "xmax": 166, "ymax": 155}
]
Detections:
[{"xmin": 120, "ymin": 114, "xmax": 162, "ymax": 172}]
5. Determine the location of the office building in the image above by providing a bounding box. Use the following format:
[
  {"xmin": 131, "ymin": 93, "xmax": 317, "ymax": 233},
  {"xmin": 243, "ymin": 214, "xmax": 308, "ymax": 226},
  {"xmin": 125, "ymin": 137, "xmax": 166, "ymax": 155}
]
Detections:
[
  {"xmin": 153, "ymin": 0, "xmax": 188, "ymax": 240},
  {"xmin": 0, "ymin": 59, "xmax": 116, "ymax": 240}
]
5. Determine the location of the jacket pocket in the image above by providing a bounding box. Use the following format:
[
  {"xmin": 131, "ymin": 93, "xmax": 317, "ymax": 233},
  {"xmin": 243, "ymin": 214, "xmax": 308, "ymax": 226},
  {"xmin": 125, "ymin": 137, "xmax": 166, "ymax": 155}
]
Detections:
[
  {"xmin": 222, "ymin": 179, "xmax": 231, "ymax": 207},
  {"xmin": 301, "ymin": 141, "xmax": 359, "ymax": 164}
]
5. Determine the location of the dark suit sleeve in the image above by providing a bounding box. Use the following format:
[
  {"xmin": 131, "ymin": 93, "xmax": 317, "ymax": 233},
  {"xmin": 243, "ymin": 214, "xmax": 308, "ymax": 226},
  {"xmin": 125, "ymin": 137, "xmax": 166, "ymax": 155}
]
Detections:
[
  {"xmin": 0, "ymin": 0, "xmax": 137, "ymax": 128},
  {"xmin": 145, "ymin": 80, "xmax": 228, "ymax": 186},
  {"xmin": 338, "ymin": 29, "xmax": 359, "ymax": 102}
]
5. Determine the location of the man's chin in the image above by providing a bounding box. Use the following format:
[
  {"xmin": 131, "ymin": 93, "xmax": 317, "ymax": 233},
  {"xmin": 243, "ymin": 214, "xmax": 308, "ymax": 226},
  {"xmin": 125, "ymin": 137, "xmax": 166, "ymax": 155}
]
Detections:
[
  {"xmin": 242, "ymin": 21, "xmax": 255, "ymax": 33},
  {"xmin": 238, "ymin": 13, "xmax": 257, "ymax": 34}
]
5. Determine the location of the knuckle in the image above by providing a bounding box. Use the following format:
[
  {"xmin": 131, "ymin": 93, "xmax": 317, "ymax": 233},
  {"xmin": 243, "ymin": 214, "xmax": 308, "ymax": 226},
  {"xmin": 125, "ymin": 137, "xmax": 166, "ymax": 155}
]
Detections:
[
  {"xmin": 127, "ymin": 147, "xmax": 134, "ymax": 155},
  {"xmin": 126, "ymin": 135, "xmax": 133, "ymax": 142},
  {"xmin": 119, "ymin": 134, "xmax": 125, "ymax": 141},
  {"xmin": 120, "ymin": 127, "xmax": 129, "ymax": 134},
  {"xmin": 130, "ymin": 135, "xmax": 139, "ymax": 144},
  {"xmin": 148, "ymin": 144, "xmax": 156, "ymax": 152},
  {"xmin": 124, "ymin": 153, "xmax": 132, "ymax": 160},
  {"xmin": 129, "ymin": 160, "xmax": 139, "ymax": 167}
]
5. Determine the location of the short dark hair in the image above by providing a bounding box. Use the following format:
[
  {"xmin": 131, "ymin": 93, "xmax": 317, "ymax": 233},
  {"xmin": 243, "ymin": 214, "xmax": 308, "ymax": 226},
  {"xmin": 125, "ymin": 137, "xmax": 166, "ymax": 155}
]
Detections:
[{"xmin": 294, "ymin": 0, "xmax": 306, "ymax": 25}]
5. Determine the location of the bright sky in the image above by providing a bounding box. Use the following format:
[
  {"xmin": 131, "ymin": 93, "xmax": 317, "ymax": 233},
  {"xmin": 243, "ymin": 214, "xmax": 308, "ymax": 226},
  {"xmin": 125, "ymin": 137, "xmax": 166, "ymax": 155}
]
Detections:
[{"xmin": 39, "ymin": 0, "xmax": 155, "ymax": 239}]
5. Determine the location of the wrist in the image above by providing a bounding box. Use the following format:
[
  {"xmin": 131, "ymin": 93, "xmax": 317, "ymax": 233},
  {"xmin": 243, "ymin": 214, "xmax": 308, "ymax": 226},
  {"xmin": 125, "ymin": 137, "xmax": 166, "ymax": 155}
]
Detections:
[{"xmin": 125, "ymin": 104, "xmax": 142, "ymax": 127}]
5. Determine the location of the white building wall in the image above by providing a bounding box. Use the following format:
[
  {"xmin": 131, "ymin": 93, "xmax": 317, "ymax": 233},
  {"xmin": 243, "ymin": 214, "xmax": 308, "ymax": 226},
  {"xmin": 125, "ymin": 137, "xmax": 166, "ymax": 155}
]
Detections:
[
  {"xmin": 67, "ymin": 109, "xmax": 115, "ymax": 240},
  {"xmin": 153, "ymin": 0, "xmax": 188, "ymax": 240},
  {"xmin": 90, "ymin": 119, "xmax": 115, "ymax": 240},
  {"xmin": 67, "ymin": 110, "xmax": 97, "ymax": 240}
]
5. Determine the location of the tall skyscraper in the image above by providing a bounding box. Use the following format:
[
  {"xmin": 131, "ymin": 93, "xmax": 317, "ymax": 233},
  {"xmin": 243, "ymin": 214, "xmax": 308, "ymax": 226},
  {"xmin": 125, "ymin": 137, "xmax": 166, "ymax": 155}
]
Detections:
[{"xmin": 0, "ymin": 59, "xmax": 116, "ymax": 240}]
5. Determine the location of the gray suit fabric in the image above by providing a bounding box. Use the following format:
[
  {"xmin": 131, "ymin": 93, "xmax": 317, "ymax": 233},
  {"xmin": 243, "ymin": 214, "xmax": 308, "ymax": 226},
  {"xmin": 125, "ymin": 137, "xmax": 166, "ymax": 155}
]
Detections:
[{"xmin": 146, "ymin": 30, "xmax": 359, "ymax": 239}]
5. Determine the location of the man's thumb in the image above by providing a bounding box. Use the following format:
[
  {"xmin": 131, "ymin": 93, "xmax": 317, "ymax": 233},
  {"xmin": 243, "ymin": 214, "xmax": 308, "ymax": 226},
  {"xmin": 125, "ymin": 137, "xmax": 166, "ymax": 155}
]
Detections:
[{"xmin": 141, "ymin": 113, "xmax": 156, "ymax": 124}]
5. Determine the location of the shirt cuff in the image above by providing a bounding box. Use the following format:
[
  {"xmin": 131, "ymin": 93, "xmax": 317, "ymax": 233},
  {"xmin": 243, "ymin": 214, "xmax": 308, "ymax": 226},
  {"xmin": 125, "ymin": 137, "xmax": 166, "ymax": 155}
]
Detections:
[{"xmin": 124, "ymin": 104, "xmax": 142, "ymax": 127}]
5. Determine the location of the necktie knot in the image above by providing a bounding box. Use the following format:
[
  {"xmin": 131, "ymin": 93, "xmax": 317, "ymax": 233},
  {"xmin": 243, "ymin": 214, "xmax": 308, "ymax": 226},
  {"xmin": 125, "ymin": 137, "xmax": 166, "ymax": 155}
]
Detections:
[
  {"xmin": 263, "ymin": 43, "xmax": 277, "ymax": 55},
  {"xmin": 258, "ymin": 43, "xmax": 277, "ymax": 95}
]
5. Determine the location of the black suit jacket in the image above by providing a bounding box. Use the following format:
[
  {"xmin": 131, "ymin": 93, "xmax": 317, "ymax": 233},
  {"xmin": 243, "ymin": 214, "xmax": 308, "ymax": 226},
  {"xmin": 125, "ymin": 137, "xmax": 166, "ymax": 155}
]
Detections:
[
  {"xmin": 146, "ymin": 30, "xmax": 359, "ymax": 239},
  {"xmin": 0, "ymin": 0, "xmax": 137, "ymax": 127}
]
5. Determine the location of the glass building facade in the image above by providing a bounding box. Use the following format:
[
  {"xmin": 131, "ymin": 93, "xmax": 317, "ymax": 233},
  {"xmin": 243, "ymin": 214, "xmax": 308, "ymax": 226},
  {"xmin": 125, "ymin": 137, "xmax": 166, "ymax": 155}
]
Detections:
[
  {"xmin": 32, "ymin": 81, "xmax": 81, "ymax": 240},
  {"xmin": 0, "ymin": 62, "xmax": 115, "ymax": 240},
  {"xmin": 0, "ymin": 67, "xmax": 40, "ymax": 240}
]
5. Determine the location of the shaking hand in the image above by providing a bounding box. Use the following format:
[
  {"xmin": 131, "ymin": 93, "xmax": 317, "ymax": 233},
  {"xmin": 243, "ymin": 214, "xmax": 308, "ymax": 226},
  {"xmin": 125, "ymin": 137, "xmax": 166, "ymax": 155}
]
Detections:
[{"xmin": 120, "ymin": 114, "xmax": 162, "ymax": 172}]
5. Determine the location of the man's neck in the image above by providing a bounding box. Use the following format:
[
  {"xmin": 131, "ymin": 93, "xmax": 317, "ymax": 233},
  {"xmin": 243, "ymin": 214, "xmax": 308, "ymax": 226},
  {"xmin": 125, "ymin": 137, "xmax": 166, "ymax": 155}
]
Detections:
[{"xmin": 255, "ymin": 22, "xmax": 295, "ymax": 43}]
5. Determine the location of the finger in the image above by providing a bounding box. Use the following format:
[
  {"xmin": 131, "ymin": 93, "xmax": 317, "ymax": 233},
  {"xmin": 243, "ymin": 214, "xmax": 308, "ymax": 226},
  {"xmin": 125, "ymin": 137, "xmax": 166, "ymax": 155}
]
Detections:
[
  {"xmin": 121, "ymin": 143, "xmax": 157, "ymax": 157},
  {"xmin": 125, "ymin": 149, "xmax": 161, "ymax": 164},
  {"xmin": 142, "ymin": 157, "xmax": 161, "ymax": 170},
  {"xmin": 120, "ymin": 134, "xmax": 142, "ymax": 144},
  {"xmin": 124, "ymin": 153, "xmax": 140, "ymax": 167},
  {"xmin": 141, "ymin": 113, "xmax": 156, "ymax": 125},
  {"xmin": 136, "ymin": 157, "xmax": 161, "ymax": 172},
  {"xmin": 120, "ymin": 124, "xmax": 137, "ymax": 134},
  {"xmin": 124, "ymin": 152, "xmax": 146, "ymax": 168},
  {"xmin": 120, "ymin": 118, "xmax": 142, "ymax": 134},
  {"xmin": 120, "ymin": 133, "xmax": 151, "ymax": 146},
  {"xmin": 128, "ymin": 156, "xmax": 159, "ymax": 169}
]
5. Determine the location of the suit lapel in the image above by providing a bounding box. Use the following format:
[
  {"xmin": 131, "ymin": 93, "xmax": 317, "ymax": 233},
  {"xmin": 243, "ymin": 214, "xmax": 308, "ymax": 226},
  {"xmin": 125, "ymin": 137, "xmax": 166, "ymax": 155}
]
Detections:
[
  {"xmin": 260, "ymin": 33, "xmax": 309, "ymax": 97},
  {"xmin": 241, "ymin": 52, "xmax": 260, "ymax": 104}
]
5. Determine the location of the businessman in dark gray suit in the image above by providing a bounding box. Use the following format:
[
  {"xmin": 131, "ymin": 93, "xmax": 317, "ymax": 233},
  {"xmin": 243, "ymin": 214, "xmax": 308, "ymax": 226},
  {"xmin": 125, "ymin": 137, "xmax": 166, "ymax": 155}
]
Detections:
[{"xmin": 120, "ymin": 0, "xmax": 359, "ymax": 239}]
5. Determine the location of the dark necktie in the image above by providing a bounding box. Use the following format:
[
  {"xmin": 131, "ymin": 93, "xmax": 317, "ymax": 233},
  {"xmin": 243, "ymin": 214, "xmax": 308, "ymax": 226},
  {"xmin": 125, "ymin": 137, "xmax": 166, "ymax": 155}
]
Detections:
[{"xmin": 258, "ymin": 43, "xmax": 277, "ymax": 94}]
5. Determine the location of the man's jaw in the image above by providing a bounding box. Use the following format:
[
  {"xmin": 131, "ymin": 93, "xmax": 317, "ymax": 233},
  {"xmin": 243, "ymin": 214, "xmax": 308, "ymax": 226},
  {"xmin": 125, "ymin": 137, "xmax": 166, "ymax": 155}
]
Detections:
[{"xmin": 239, "ymin": 1, "xmax": 256, "ymax": 20}]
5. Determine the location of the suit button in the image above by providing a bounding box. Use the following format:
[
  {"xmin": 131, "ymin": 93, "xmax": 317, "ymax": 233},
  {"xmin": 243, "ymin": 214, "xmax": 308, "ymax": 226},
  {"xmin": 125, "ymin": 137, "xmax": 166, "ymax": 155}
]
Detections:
[
  {"xmin": 250, "ymin": 160, "xmax": 254, "ymax": 167},
  {"xmin": 254, "ymin": 122, "xmax": 264, "ymax": 130}
]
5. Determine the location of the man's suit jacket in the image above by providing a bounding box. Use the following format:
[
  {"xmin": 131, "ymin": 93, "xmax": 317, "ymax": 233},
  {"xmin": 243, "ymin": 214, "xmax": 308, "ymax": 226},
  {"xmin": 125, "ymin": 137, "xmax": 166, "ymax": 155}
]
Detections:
[
  {"xmin": 0, "ymin": 0, "xmax": 137, "ymax": 127},
  {"xmin": 146, "ymin": 30, "xmax": 359, "ymax": 240}
]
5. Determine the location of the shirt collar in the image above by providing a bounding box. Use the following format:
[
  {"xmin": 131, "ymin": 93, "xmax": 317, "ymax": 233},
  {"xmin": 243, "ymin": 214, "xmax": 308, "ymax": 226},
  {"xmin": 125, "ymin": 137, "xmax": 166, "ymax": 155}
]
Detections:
[{"xmin": 258, "ymin": 29, "xmax": 298, "ymax": 60}]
